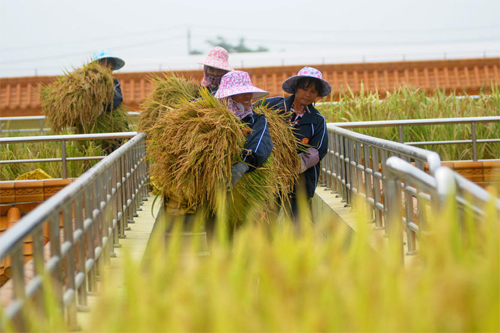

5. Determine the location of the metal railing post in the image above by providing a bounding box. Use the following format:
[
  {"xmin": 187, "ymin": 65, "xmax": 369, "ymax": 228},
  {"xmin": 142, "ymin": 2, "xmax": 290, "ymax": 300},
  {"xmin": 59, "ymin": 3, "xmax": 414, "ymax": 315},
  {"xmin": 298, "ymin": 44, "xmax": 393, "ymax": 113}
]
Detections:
[{"xmin": 62, "ymin": 140, "xmax": 67, "ymax": 179}]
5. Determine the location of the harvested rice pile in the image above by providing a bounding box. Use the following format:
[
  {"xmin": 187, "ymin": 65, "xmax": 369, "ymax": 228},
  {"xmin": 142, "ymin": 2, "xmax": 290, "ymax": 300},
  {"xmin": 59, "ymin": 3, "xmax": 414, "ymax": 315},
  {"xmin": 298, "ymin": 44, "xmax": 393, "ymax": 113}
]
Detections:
[
  {"xmin": 40, "ymin": 61, "xmax": 123, "ymax": 134},
  {"xmin": 148, "ymin": 89, "xmax": 301, "ymax": 226},
  {"xmin": 229, "ymin": 105, "xmax": 301, "ymax": 224},
  {"xmin": 139, "ymin": 73, "xmax": 200, "ymax": 135}
]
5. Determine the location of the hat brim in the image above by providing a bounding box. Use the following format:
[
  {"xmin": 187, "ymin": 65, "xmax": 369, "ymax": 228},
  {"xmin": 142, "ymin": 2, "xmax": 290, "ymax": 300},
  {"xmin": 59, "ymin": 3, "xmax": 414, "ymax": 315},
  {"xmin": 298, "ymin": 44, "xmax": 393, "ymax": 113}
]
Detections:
[
  {"xmin": 214, "ymin": 86, "xmax": 269, "ymax": 100},
  {"xmin": 199, "ymin": 60, "xmax": 233, "ymax": 72},
  {"xmin": 282, "ymin": 75, "xmax": 332, "ymax": 97},
  {"xmin": 96, "ymin": 56, "xmax": 125, "ymax": 71}
]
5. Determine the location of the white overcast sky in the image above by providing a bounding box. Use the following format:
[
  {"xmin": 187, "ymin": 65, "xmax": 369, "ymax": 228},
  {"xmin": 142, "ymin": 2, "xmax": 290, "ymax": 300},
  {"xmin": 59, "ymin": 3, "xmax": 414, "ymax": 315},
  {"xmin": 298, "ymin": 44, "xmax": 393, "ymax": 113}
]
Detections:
[{"xmin": 0, "ymin": 0, "xmax": 498, "ymax": 77}]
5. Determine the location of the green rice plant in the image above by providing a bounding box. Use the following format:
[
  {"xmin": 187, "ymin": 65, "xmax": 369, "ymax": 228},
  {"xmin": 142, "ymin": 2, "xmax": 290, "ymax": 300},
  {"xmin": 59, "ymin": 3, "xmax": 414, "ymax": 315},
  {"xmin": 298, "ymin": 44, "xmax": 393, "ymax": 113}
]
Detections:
[
  {"xmin": 317, "ymin": 85, "xmax": 500, "ymax": 160},
  {"xmin": 0, "ymin": 130, "xmax": 105, "ymax": 181},
  {"xmin": 79, "ymin": 194, "xmax": 499, "ymax": 332}
]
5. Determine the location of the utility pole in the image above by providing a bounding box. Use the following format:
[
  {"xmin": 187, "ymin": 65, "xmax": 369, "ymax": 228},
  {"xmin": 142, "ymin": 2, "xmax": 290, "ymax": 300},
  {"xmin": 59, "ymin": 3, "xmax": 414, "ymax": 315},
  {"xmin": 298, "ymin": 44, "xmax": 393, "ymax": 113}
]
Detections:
[{"xmin": 187, "ymin": 27, "xmax": 191, "ymax": 55}]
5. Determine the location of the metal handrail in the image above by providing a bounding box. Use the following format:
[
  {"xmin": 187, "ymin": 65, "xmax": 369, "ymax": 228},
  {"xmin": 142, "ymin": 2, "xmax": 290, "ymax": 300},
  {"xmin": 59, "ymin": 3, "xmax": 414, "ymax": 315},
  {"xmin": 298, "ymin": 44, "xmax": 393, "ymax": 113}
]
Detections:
[
  {"xmin": 330, "ymin": 116, "xmax": 500, "ymax": 161},
  {"xmin": 0, "ymin": 132, "xmax": 137, "ymax": 179},
  {"xmin": 0, "ymin": 112, "xmax": 141, "ymax": 134},
  {"xmin": 385, "ymin": 156, "xmax": 500, "ymax": 262},
  {"xmin": 0, "ymin": 133, "xmax": 148, "ymax": 331},
  {"xmin": 322, "ymin": 124, "xmax": 442, "ymax": 230}
]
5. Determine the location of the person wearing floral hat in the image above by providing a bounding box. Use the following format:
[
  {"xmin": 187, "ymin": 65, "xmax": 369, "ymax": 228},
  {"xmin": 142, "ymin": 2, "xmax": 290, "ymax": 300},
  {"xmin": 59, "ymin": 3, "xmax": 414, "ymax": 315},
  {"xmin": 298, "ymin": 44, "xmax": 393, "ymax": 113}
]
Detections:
[
  {"xmin": 199, "ymin": 46, "xmax": 234, "ymax": 94},
  {"xmin": 259, "ymin": 66, "xmax": 331, "ymax": 219},
  {"xmin": 92, "ymin": 49, "xmax": 125, "ymax": 112},
  {"xmin": 215, "ymin": 70, "xmax": 273, "ymax": 187}
]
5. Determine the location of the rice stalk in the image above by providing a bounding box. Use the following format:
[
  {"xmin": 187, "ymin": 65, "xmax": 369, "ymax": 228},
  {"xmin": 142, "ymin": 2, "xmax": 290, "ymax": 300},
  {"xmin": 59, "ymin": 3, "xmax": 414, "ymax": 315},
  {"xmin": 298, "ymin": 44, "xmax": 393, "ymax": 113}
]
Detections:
[
  {"xmin": 40, "ymin": 61, "xmax": 115, "ymax": 133},
  {"xmin": 148, "ymin": 89, "xmax": 301, "ymax": 227},
  {"xmin": 139, "ymin": 73, "xmax": 200, "ymax": 135}
]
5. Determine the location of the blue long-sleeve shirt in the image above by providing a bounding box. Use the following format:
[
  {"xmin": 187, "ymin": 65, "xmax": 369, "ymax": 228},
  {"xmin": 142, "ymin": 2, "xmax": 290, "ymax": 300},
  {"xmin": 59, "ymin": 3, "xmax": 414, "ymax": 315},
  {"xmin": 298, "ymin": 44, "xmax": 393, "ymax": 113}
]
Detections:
[{"xmin": 259, "ymin": 95, "xmax": 328, "ymax": 198}]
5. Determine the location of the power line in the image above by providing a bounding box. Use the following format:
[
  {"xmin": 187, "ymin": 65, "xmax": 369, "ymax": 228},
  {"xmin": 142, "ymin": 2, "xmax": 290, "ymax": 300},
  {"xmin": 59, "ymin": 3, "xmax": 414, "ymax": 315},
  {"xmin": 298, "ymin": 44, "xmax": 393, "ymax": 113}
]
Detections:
[
  {"xmin": 0, "ymin": 35, "xmax": 186, "ymax": 65},
  {"xmin": 0, "ymin": 24, "xmax": 187, "ymax": 53}
]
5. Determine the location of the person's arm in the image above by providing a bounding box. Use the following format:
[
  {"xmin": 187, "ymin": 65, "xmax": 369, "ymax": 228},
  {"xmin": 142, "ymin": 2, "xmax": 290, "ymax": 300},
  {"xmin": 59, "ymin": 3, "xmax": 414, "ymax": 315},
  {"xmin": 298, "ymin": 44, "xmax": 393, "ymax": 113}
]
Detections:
[
  {"xmin": 230, "ymin": 114, "xmax": 273, "ymax": 186},
  {"xmin": 103, "ymin": 79, "xmax": 123, "ymax": 112},
  {"xmin": 242, "ymin": 113, "xmax": 273, "ymax": 169},
  {"xmin": 299, "ymin": 113, "xmax": 328, "ymax": 172}
]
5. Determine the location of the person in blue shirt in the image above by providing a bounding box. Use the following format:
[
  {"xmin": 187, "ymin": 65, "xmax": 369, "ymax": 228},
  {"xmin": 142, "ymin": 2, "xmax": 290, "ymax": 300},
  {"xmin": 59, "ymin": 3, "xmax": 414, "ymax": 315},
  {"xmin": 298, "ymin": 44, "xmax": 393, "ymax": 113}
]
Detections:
[
  {"xmin": 92, "ymin": 49, "xmax": 125, "ymax": 112},
  {"xmin": 214, "ymin": 70, "xmax": 273, "ymax": 185},
  {"xmin": 260, "ymin": 67, "xmax": 331, "ymax": 220}
]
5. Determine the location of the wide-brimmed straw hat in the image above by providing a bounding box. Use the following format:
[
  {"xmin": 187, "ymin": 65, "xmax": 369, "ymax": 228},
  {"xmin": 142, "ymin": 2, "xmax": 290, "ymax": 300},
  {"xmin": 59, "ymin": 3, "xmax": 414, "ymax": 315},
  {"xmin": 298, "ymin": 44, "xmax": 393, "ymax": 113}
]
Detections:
[
  {"xmin": 199, "ymin": 46, "xmax": 234, "ymax": 72},
  {"xmin": 282, "ymin": 66, "xmax": 332, "ymax": 97},
  {"xmin": 214, "ymin": 71, "xmax": 269, "ymax": 99},
  {"xmin": 92, "ymin": 49, "xmax": 125, "ymax": 71}
]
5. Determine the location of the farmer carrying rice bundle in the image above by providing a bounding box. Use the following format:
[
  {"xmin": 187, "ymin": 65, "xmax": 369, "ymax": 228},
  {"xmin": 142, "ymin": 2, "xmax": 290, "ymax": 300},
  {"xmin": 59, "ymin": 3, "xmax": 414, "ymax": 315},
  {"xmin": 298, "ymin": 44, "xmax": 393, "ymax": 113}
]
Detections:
[
  {"xmin": 148, "ymin": 70, "xmax": 300, "ymax": 236},
  {"xmin": 139, "ymin": 46, "xmax": 232, "ymax": 139},
  {"xmin": 259, "ymin": 67, "xmax": 331, "ymax": 221},
  {"xmin": 40, "ymin": 49, "xmax": 129, "ymax": 153},
  {"xmin": 199, "ymin": 46, "xmax": 233, "ymax": 94}
]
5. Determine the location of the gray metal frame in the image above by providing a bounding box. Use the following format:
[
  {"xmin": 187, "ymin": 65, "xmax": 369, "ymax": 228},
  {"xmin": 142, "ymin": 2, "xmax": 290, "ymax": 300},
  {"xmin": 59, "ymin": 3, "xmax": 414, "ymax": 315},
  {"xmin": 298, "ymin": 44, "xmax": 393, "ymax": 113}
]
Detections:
[
  {"xmin": 330, "ymin": 116, "xmax": 500, "ymax": 161},
  {"xmin": 322, "ymin": 124, "xmax": 442, "ymax": 231},
  {"xmin": 385, "ymin": 156, "xmax": 500, "ymax": 262},
  {"xmin": 0, "ymin": 132, "xmax": 137, "ymax": 178},
  {"xmin": 0, "ymin": 133, "xmax": 148, "ymax": 331},
  {"xmin": 0, "ymin": 113, "xmax": 141, "ymax": 135}
]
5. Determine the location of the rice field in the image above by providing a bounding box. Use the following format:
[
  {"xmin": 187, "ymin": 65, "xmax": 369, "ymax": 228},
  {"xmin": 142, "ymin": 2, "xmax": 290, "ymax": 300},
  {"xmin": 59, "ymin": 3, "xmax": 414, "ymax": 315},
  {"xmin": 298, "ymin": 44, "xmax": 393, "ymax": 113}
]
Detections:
[
  {"xmin": 1, "ymin": 85, "xmax": 499, "ymax": 332},
  {"xmin": 5, "ymin": 195, "xmax": 498, "ymax": 332},
  {"xmin": 0, "ymin": 130, "xmax": 105, "ymax": 180},
  {"xmin": 316, "ymin": 85, "xmax": 500, "ymax": 161}
]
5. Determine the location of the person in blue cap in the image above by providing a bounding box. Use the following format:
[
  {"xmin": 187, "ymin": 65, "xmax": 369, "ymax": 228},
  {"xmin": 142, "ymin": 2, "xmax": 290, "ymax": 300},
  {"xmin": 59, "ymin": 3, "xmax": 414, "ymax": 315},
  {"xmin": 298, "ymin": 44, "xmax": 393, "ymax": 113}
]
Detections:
[{"xmin": 92, "ymin": 49, "xmax": 125, "ymax": 113}]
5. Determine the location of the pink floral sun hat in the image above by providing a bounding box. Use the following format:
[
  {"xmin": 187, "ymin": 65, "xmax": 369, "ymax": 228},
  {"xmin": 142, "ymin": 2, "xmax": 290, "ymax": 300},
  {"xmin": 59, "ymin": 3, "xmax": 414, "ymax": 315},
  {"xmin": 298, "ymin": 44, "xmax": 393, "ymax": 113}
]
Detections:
[
  {"xmin": 282, "ymin": 66, "xmax": 332, "ymax": 97},
  {"xmin": 199, "ymin": 46, "xmax": 234, "ymax": 72},
  {"xmin": 214, "ymin": 71, "xmax": 269, "ymax": 99}
]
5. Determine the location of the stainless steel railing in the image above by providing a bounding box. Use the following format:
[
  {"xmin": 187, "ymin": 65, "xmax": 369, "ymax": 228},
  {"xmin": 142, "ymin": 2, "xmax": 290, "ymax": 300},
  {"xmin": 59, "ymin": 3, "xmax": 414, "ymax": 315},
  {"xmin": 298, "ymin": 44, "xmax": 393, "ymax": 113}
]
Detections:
[
  {"xmin": 0, "ymin": 112, "xmax": 140, "ymax": 135},
  {"xmin": 385, "ymin": 156, "xmax": 500, "ymax": 260},
  {"xmin": 329, "ymin": 116, "xmax": 500, "ymax": 161},
  {"xmin": 0, "ymin": 132, "xmax": 137, "ymax": 179},
  {"xmin": 0, "ymin": 133, "xmax": 148, "ymax": 331},
  {"xmin": 322, "ymin": 124, "xmax": 442, "ymax": 230}
]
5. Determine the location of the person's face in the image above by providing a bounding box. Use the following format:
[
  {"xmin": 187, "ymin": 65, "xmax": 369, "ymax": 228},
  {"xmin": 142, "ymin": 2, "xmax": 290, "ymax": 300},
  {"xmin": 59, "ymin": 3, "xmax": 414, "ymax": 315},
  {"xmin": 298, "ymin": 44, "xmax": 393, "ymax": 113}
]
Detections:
[
  {"xmin": 206, "ymin": 66, "xmax": 227, "ymax": 76},
  {"xmin": 98, "ymin": 59, "xmax": 113, "ymax": 70},
  {"xmin": 294, "ymin": 84, "xmax": 319, "ymax": 106},
  {"xmin": 230, "ymin": 93, "xmax": 253, "ymax": 110}
]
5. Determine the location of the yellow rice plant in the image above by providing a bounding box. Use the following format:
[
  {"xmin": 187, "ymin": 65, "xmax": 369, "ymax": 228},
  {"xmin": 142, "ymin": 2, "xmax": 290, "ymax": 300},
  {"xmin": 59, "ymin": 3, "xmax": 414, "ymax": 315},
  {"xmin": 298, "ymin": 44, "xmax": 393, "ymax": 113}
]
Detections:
[
  {"xmin": 80, "ymin": 195, "xmax": 499, "ymax": 333},
  {"xmin": 148, "ymin": 88, "xmax": 245, "ymax": 215},
  {"xmin": 229, "ymin": 105, "xmax": 301, "ymax": 225},
  {"xmin": 148, "ymin": 89, "xmax": 300, "ymax": 227},
  {"xmin": 74, "ymin": 104, "xmax": 130, "ymax": 153},
  {"xmin": 138, "ymin": 73, "xmax": 200, "ymax": 135},
  {"xmin": 40, "ymin": 61, "xmax": 115, "ymax": 133}
]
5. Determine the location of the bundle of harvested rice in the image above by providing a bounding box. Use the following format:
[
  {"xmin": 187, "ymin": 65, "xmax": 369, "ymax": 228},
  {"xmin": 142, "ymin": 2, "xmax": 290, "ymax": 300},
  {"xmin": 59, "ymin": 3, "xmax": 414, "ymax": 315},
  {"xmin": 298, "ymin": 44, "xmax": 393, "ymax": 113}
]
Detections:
[
  {"xmin": 40, "ymin": 61, "xmax": 115, "ymax": 133},
  {"xmin": 75, "ymin": 104, "xmax": 130, "ymax": 153},
  {"xmin": 148, "ymin": 89, "xmax": 301, "ymax": 227},
  {"xmin": 148, "ymin": 88, "xmax": 245, "ymax": 214},
  {"xmin": 139, "ymin": 73, "xmax": 200, "ymax": 135},
  {"xmin": 228, "ymin": 105, "xmax": 301, "ymax": 224}
]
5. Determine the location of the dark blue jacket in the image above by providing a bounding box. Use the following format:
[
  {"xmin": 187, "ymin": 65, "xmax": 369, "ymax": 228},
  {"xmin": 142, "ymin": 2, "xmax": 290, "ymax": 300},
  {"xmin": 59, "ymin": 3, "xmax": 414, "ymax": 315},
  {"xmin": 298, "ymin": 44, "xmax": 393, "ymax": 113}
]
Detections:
[
  {"xmin": 104, "ymin": 78, "xmax": 123, "ymax": 111},
  {"xmin": 259, "ymin": 95, "xmax": 328, "ymax": 198},
  {"xmin": 240, "ymin": 112, "xmax": 273, "ymax": 170}
]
